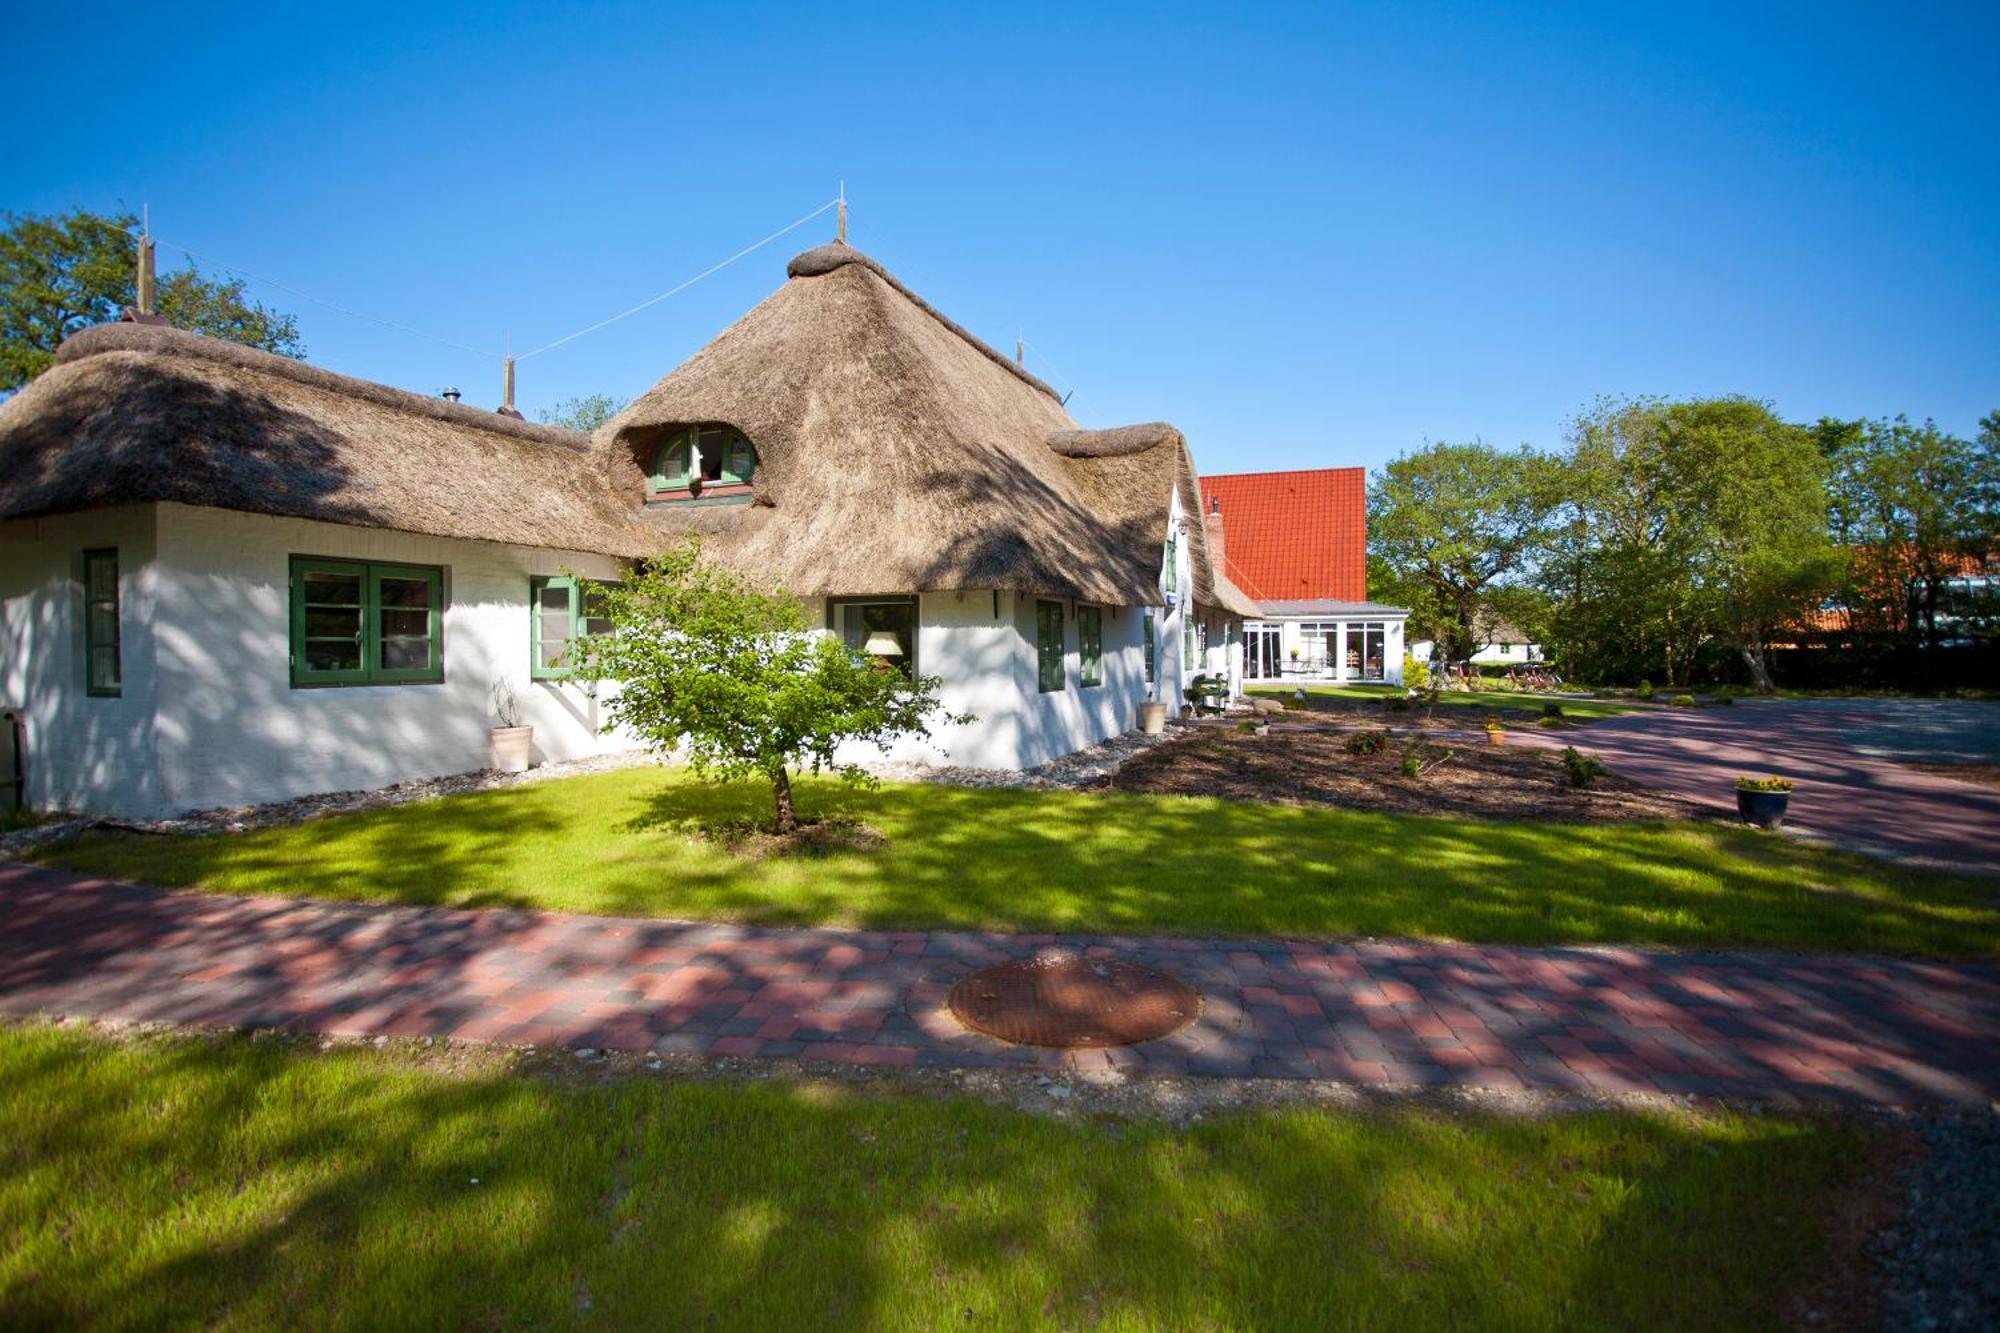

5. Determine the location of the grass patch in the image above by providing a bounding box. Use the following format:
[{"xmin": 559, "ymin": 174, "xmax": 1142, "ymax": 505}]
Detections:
[
  {"xmin": 38, "ymin": 768, "xmax": 2000, "ymax": 956},
  {"xmin": 0, "ymin": 1021, "xmax": 1870, "ymax": 1329},
  {"xmin": 1251, "ymin": 683, "xmax": 1643, "ymax": 720}
]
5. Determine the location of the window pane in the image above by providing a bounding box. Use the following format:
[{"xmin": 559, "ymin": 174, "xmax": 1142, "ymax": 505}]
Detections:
[
  {"xmin": 87, "ymin": 556, "xmax": 116, "ymax": 600},
  {"xmin": 378, "ymin": 576, "xmax": 431, "ymax": 609},
  {"xmin": 698, "ymin": 427, "xmax": 726, "ymax": 480},
  {"xmin": 306, "ymin": 640, "xmax": 362, "ymax": 671},
  {"xmin": 305, "ymin": 606, "xmax": 361, "ymax": 638},
  {"xmin": 380, "ymin": 637, "xmax": 430, "ymax": 670},
  {"xmin": 304, "ymin": 572, "xmax": 362, "ymax": 605},
  {"xmin": 538, "ymin": 584, "xmax": 572, "ymax": 614},
  {"xmin": 380, "ymin": 608, "xmax": 429, "ymax": 639},
  {"xmin": 90, "ymin": 645, "xmax": 119, "ymax": 690}
]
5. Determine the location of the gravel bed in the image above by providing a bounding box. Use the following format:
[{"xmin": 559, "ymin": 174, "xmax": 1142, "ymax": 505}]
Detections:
[{"xmin": 1871, "ymin": 1108, "xmax": 2000, "ymax": 1330}]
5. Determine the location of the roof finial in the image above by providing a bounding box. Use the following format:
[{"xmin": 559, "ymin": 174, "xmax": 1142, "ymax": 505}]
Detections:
[
  {"xmin": 137, "ymin": 204, "xmax": 156, "ymax": 317},
  {"xmin": 499, "ymin": 343, "xmax": 522, "ymax": 418},
  {"xmin": 1015, "ymin": 335, "xmax": 1023, "ymax": 367},
  {"xmin": 836, "ymin": 180, "xmax": 847, "ymax": 245}
]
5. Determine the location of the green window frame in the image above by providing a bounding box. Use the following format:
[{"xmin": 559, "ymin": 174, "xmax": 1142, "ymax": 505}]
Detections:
[
  {"xmin": 1035, "ymin": 599, "xmax": 1066, "ymax": 693},
  {"xmin": 1162, "ymin": 530, "xmax": 1179, "ymax": 593},
  {"xmin": 83, "ymin": 548, "xmax": 121, "ymax": 697},
  {"xmin": 1185, "ymin": 616, "xmax": 1197, "ymax": 664},
  {"xmin": 289, "ymin": 557, "xmax": 445, "ymax": 687},
  {"xmin": 1078, "ymin": 605, "xmax": 1103, "ymax": 687},
  {"xmin": 530, "ymin": 575, "xmax": 618, "ymax": 679},
  {"xmin": 649, "ymin": 425, "xmax": 757, "ymax": 497},
  {"xmin": 1143, "ymin": 611, "xmax": 1156, "ymax": 685}
]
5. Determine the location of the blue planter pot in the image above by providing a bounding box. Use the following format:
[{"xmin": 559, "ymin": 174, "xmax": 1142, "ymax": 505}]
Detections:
[{"xmin": 1736, "ymin": 789, "xmax": 1789, "ymax": 829}]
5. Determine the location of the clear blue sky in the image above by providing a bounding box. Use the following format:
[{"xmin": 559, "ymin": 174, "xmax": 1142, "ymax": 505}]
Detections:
[{"xmin": 6, "ymin": 1, "xmax": 1996, "ymax": 475}]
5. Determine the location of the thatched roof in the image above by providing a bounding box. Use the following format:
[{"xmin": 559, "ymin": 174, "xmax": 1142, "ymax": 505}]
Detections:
[
  {"xmin": 0, "ymin": 323, "xmax": 662, "ymax": 558},
  {"xmin": 2, "ymin": 247, "xmax": 1246, "ymax": 615},
  {"xmin": 600, "ymin": 242, "xmax": 1226, "ymax": 605}
]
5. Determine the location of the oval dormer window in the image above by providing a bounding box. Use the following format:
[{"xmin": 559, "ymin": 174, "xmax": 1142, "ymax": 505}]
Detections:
[{"xmin": 648, "ymin": 425, "xmax": 757, "ymax": 502}]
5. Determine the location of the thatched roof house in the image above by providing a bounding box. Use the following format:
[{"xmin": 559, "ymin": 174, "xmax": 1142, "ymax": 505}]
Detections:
[
  {"xmin": 0, "ymin": 236, "xmax": 1257, "ymax": 817},
  {"xmin": 601, "ymin": 242, "xmax": 1250, "ymax": 614}
]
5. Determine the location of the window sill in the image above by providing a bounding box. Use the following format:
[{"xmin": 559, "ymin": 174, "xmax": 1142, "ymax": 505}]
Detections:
[
  {"xmin": 289, "ymin": 676, "xmax": 446, "ymax": 690},
  {"xmin": 647, "ymin": 482, "xmax": 755, "ymax": 508}
]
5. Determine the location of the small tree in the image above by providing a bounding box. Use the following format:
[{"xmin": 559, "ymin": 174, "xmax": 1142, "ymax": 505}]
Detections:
[{"xmin": 575, "ymin": 538, "xmax": 970, "ymax": 833}]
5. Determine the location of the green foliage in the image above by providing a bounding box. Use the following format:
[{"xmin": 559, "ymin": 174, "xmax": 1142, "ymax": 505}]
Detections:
[
  {"xmin": 1670, "ymin": 694, "xmax": 1696, "ymax": 707},
  {"xmin": 1637, "ymin": 679, "xmax": 1655, "ymax": 699},
  {"xmin": 1561, "ymin": 747, "xmax": 1608, "ymax": 788},
  {"xmin": 1736, "ymin": 775, "xmax": 1795, "ymax": 793},
  {"xmin": 1545, "ymin": 397, "xmax": 1838, "ymax": 691},
  {"xmin": 1542, "ymin": 701, "xmax": 1564, "ymax": 718},
  {"xmin": 1343, "ymin": 729, "xmax": 1390, "ymax": 755},
  {"xmin": 1401, "ymin": 654, "xmax": 1431, "ymax": 693},
  {"xmin": 537, "ymin": 393, "xmax": 627, "ymax": 433},
  {"xmin": 0, "ymin": 209, "xmax": 302, "ymax": 390},
  {"xmin": 575, "ymin": 537, "xmax": 968, "ymax": 831},
  {"xmin": 1366, "ymin": 441, "xmax": 1561, "ymax": 662}
]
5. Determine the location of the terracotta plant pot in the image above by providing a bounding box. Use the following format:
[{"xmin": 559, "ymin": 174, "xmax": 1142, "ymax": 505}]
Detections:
[
  {"xmin": 1138, "ymin": 702, "xmax": 1168, "ymax": 735},
  {"xmin": 1485, "ymin": 729, "xmax": 1505, "ymax": 746},
  {"xmin": 489, "ymin": 725, "xmax": 533, "ymax": 774}
]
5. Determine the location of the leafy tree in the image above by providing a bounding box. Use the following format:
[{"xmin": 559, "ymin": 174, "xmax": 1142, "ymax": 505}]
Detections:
[
  {"xmin": 1550, "ymin": 397, "xmax": 1835, "ymax": 691},
  {"xmin": 1366, "ymin": 442, "xmax": 1558, "ymax": 664},
  {"xmin": 1828, "ymin": 416, "xmax": 1998, "ymax": 654},
  {"xmin": 538, "ymin": 393, "xmax": 626, "ymax": 433},
  {"xmin": 0, "ymin": 208, "xmax": 303, "ymax": 391},
  {"xmin": 575, "ymin": 537, "xmax": 970, "ymax": 833}
]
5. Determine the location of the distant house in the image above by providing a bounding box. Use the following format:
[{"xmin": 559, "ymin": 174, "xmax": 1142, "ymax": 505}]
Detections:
[
  {"xmin": 1411, "ymin": 613, "xmax": 1543, "ymax": 667},
  {"xmin": 0, "ymin": 240, "xmax": 1252, "ymax": 819},
  {"xmin": 1198, "ymin": 468, "xmax": 1408, "ymax": 686}
]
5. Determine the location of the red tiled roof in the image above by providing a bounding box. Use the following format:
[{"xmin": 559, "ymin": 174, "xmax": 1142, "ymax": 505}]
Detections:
[{"xmin": 1198, "ymin": 468, "xmax": 1367, "ymax": 602}]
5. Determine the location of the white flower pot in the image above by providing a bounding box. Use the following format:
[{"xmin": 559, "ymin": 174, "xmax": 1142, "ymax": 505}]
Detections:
[
  {"xmin": 489, "ymin": 725, "xmax": 534, "ymax": 773},
  {"xmin": 1138, "ymin": 702, "xmax": 1168, "ymax": 735}
]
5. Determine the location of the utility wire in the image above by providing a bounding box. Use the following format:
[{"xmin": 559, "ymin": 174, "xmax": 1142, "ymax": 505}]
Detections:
[{"xmin": 515, "ymin": 197, "xmax": 839, "ymax": 360}]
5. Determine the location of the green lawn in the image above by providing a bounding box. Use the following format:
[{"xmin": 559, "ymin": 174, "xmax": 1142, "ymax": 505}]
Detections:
[
  {"xmin": 0, "ymin": 1022, "xmax": 1870, "ymax": 1330},
  {"xmin": 1249, "ymin": 682, "xmax": 1645, "ymax": 720},
  {"xmin": 39, "ymin": 767, "xmax": 1999, "ymax": 956}
]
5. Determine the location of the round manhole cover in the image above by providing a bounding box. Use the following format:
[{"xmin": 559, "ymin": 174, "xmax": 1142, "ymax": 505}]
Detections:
[{"xmin": 947, "ymin": 950, "xmax": 1201, "ymax": 1048}]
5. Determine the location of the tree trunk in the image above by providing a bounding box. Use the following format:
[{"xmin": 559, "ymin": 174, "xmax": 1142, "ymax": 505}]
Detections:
[
  {"xmin": 770, "ymin": 766, "xmax": 798, "ymax": 835},
  {"xmin": 1738, "ymin": 639, "xmax": 1775, "ymax": 695}
]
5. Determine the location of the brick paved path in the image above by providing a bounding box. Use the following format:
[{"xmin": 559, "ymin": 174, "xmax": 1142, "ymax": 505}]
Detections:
[
  {"xmin": 3, "ymin": 864, "xmax": 1994, "ymax": 1105},
  {"xmin": 1516, "ymin": 700, "xmax": 2000, "ymax": 873}
]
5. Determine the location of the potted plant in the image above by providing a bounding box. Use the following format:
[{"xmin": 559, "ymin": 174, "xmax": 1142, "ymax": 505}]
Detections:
[
  {"xmin": 1138, "ymin": 691, "xmax": 1168, "ymax": 736},
  {"xmin": 488, "ymin": 678, "xmax": 533, "ymax": 773},
  {"xmin": 1735, "ymin": 775, "xmax": 1793, "ymax": 828},
  {"xmin": 1483, "ymin": 714, "xmax": 1505, "ymax": 746}
]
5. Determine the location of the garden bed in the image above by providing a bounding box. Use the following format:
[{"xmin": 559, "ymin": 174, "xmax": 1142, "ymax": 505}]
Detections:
[{"xmin": 1112, "ymin": 720, "xmax": 1706, "ymax": 823}]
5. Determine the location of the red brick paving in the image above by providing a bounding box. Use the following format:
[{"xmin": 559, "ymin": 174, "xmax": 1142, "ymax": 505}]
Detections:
[
  {"xmin": 1515, "ymin": 701, "xmax": 2000, "ymax": 872},
  {"xmin": 2, "ymin": 862, "xmax": 1994, "ymax": 1105}
]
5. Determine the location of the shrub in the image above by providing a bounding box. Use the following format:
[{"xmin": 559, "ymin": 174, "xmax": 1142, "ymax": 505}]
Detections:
[
  {"xmin": 1344, "ymin": 729, "xmax": 1391, "ymax": 756},
  {"xmin": 1561, "ymin": 747, "xmax": 1607, "ymax": 788},
  {"xmin": 1483, "ymin": 715, "xmax": 1505, "ymax": 733},
  {"xmin": 1671, "ymin": 694, "xmax": 1696, "ymax": 707},
  {"xmin": 1399, "ymin": 738, "xmax": 1453, "ymax": 780},
  {"xmin": 1637, "ymin": 679, "xmax": 1655, "ymax": 699},
  {"xmin": 1542, "ymin": 701, "xmax": 1563, "ymax": 719},
  {"xmin": 1236, "ymin": 721, "xmax": 1259, "ymax": 734},
  {"xmin": 1402, "ymin": 654, "xmax": 1431, "ymax": 693},
  {"xmin": 1536, "ymin": 715, "xmax": 1567, "ymax": 728},
  {"xmin": 1736, "ymin": 775, "xmax": 1794, "ymax": 792}
]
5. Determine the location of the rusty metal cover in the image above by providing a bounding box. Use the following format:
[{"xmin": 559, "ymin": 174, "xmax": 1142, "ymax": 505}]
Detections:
[{"xmin": 947, "ymin": 950, "xmax": 1201, "ymax": 1048}]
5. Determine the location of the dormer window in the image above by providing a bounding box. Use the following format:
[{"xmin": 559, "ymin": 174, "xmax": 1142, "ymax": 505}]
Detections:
[{"xmin": 648, "ymin": 425, "xmax": 757, "ymax": 504}]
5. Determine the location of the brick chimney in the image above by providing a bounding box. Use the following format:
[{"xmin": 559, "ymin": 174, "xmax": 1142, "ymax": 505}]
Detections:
[{"xmin": 1204, "ymin": 494, "xmax": 1227, "ymax": 573}]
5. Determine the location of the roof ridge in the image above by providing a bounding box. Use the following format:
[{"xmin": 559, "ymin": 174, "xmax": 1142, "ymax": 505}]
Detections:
[
  {"xmin": 786, "ymin": 243, "xmax": 1062, "ymax": 404},
  {"xmin": 52, "ymin": 322, "xmax": 589, "ymax": 452},
  {"xmin": 1201, "ymin": 466, "xmax": 1366, "ymax": 482}
]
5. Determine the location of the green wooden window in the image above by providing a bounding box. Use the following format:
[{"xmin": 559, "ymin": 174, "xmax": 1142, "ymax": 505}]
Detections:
[
  {"xmin": 530, "ymin": 575, "xmax": 617, "ymax": 679},
  {"xmin": 1143, "ymin": 611, "xmax": 1156, "ymax": 685},
  {"xmin": 650, "ymin": 425, "xmax": 757, "ymax": 496},
  {"xmin": 1078, "ymin": 606, "xmax": 1103, "ymax": 687},
  {"xmin": 1185, "ymin": 616, "xmax": 1197, "ymax": 664},
  {"xmin": 1162, "ymin": 531, "xmax": 1179, "ymax": 593},
  {"xmin": 1035, "ymin": 599, "xmax": 1065, "ymax": 693},
  {"xmin": 83, "ymin": 548, "xmax": 121, "ymax": 697},
  {"xmin": 290, "ymin": 557, "xmax": 444, "ymax": 687}
]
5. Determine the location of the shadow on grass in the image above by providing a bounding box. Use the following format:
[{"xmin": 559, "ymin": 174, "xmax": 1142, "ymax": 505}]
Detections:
[
  {"xmin": 30, "ymin": 768, "xmax": 2000, "ymax": 956},
  {"xmin": 0, "ymin": 1023, "xmax": 1865, "ymax": 1329}
]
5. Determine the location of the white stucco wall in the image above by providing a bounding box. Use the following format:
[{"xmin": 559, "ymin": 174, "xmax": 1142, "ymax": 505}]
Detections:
[{"xmin": 1, "ymin": 507, "xmax": 166, "ymax": 815}]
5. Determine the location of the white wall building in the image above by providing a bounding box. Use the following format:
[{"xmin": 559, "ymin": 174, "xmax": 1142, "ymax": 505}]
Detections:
[
  {"xmin": 0, "ymin": 243, "xmax": 1253, "ymax": 819},
  {"xmin": 1239, "ymin": 601, "xmax": 1409, "ymax": 688}
]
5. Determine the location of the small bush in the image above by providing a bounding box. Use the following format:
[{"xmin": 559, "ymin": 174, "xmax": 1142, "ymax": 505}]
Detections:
[
  {"xmin": 1387, "ymin": 697, "xmax": 1411, "ymax": 713},
  {"xmin": 1483, "ymin": 715, "xmax": 1505, "ymax": 733},
  {"xmin": 1236, "ymin": 721, "xmax": 1259, "ymax": 733},
  {"xmin": 1344, "ymin": 729, "xmax": 1391, "ymax": 756},
  {"xmin": 1637, "ymin": 679, "xmax": 1654, "ymax": 699},
  {"xmin": 1399, "ymin": 738, "xmax": 1454, "ymax": 780},
  {"xmin": 1561, "ymin": 747, "xmax": 1607, "ymax": 789},
  {"xmin": 1402, "ymin": 654, "xmax": 1431, "ymax": 693},
  {"xmin": 1671, "ymin": 694, "xmax": 1696, "ymax": 707},
  {"xmin": 1542, "ymin": 702, "xmax": 1563, "ymax": 719},
  {"xmin": 1536, "ymin": 715, "xmax": 1567, "ymax": 728}
]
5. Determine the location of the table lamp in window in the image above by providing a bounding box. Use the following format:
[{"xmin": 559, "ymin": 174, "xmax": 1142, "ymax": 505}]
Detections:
[{"xmin": 862, "ymin": 630, "xmax": 905, "ymax": 671}]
